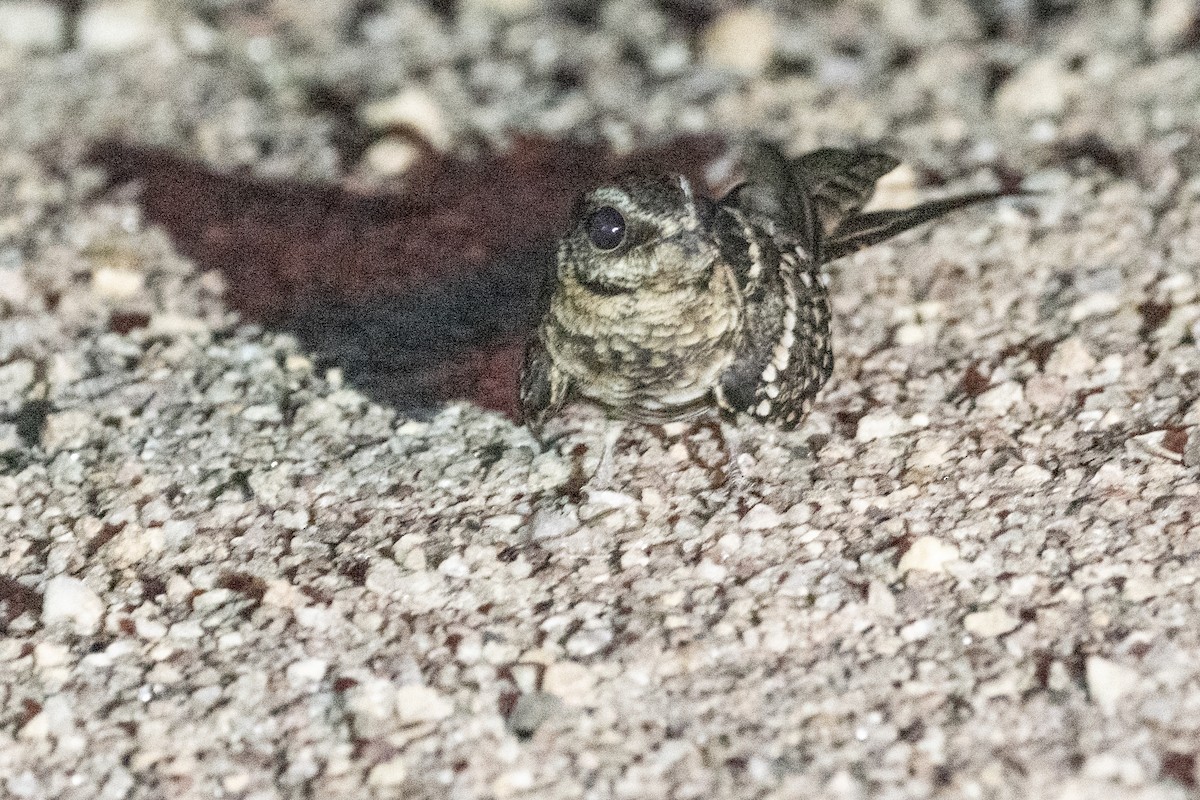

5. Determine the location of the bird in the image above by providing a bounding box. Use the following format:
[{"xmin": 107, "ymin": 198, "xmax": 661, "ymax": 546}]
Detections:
[{"xmin": 518, "ymin": 142, "xmax": 1005, "ymax": 439}]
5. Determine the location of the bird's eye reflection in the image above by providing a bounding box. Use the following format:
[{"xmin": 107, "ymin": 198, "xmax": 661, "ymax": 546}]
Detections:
[{"xmin": 585, "ymin": 206, "xmax": 626, "ymax": 251}]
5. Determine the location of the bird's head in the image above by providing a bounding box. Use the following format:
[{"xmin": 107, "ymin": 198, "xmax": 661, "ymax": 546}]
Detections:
[{"xmin": 557, "ymin": 173, "xmax": 720, "ymax": 298}]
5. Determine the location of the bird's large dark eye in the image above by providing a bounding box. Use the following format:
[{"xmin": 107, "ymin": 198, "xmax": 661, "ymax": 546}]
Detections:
[{"xmin": 585, "ymin": 206, "xmax": 626, "ymax": 251}]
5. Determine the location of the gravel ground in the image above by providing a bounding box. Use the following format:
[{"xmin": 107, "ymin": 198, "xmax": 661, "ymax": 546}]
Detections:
[{"xmin": 2, "ymin": 1, "xmax": 1200, "ymax": 798}]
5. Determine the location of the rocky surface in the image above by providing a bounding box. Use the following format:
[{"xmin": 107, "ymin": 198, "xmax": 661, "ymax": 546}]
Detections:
[{"xmin": 2, "ymin": 1, "xmax": 1200, "ymax": 798}]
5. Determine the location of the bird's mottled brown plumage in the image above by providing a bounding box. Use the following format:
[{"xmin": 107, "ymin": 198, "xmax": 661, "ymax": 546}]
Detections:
[{"xmin": 520, "ymin": 143, "xmax": 1003, "ymax": 435}]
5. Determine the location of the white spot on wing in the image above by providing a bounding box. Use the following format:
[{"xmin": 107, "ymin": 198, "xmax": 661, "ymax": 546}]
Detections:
[
  {"xmin": 780, "ymin": 328, "xmax": 795, "ymax": 352},
  {"xmin": 678, "ymin": 175, "xmax": 701, "ymax": 231},
  {"xmin": 772, "ymin": 306, "xmax": 798, "ymax": 373},
  {"xmin": 773, "ymin": 343, "xmax": 790, "ymax": 369},
  {"xmin": 679, "ymin": 174, "xmax": 693, "ymax": 202},
  {"xmin": 728, "ymin": 208, "xmax": 762, "ymax": 286}
]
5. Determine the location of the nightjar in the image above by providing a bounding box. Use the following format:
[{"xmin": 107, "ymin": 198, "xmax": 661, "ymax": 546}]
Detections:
[{"xmin": 519, "ymin": 142, "xmax": 1002, "ymax": 435}]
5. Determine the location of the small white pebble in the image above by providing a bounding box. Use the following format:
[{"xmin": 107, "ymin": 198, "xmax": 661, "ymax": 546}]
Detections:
[
  {"xmin": 995, "ymin": 58, "xmax": 1068, "ymax": 118},
  {"xmin": 584, "ymin": 490, "xmax": 638, "ymax": 509},
  {"xmin": 78, "ymin": 1, "xmax": 160, "ymax": 52},
  {"xmin": 1147, "ymin": 0, "xmax": 1197, "ymax": 50},
  {"xmin": 1008, "ymin": 575, "xmax": 1038, "ymax": 597},
  {"xmin": 1013, "ymin": 463, "xmax": 1053, "ymax": 485},
  {"xmin": 900, "ymin": 618, "xmax": 934, "ymax": 642},
  {"xmin": 1068, "ymin": 292, "xmax": 1121, "ymax": 322},
  {"xmin": 700, "ymin": 7, "xmax": 777, "ymax": 75},
  {"xmin": 696, "ymin": 559, "xmax": 728, "ymax": 583},
  {"xmin": 368, "ymin": 756, "xmax": 408, "ymax": 787},
  {"xmin": 716, "ymin": 533, "xmax": 742, "ymax": 554},
  {"xmin": 42, "ymin": 576, "xmax": 104, "ymax": 635},
  {"xmin": 243, "ymin": 404, "xmax": 283, "ymax": 423},
  {"xmin": 361, "ymin": 88, "xmax": 451, "ymax": 149},
  {"xmin": 40, "ymin": 410, "xmax": 92, "ymax": 451},
  {"xmin": 482, "ymin": 640, "xmax": 520, "ymax": 665},
  {"xmin": 0, "ymin": 1, "xmax": 66, "ymax": 49},
  {"xmin": 898, "ymin": 536, "xmax": 960, "ymax": 575},
  {"xmin": 1086, "ymin": 656, "xmax": 1140, "ymax": 716},
  {"xmin": 285, "ymin": 658, "xmax": 327, "ymax": 689},
  {"xmin": 620, "ymin": 548, "xmax": 650, "ymax": 569},
  {"xmin": 1025, "ymin": 374, "xmax": 1068, "ymax": 410},
  {"xmin": 272, "ymin": 508, "xmax": 309, "ymax": 530},
  {"xmin": 867, "ymin": 581, "xmax": 897, "ymax": 616},
  {"xmin": 91, "ymin": 265, "xmax": 144, "ymax": 299},
  {"xmin": 147, "ymin": 313, "xmax": 208, "ymax": 336},
  {"xmin": 565, "ymin": 627, "xmax": 612, "ymax": 659},
  {"xmin": 437, "ymin": 554, "xmax": 470, "ymax": 578},
  {"xmin": 483, "ymin": 514, "xmax": 523, "ymax": 533},
  {"xmin": 222, "ymin": 773, "xmax": 251, "ymax": 794},
  {"xmin": 1123, "ymin": 577, "xmax": 1159, "ymax": 601},
  {"xmin": 963, "ymin": 608, "xmax": 1020, "ymax": 637},
  {"xmin": 894, "ymin": 323, "xmax": 929, "ymax": 346},
  {"xmin": 1046, "ymin": 337, "xmax": 1096, "ymax": 377},
  {"xmin": 33, "ymin": 642, "xmax": 70, "ymax": 668},
  {"xmin": 134, "ymin": 618, "xmax": 167, "ymax": 639},
  {"xmin": 543, "ymin": 661, "xmax": 596, "ymax": 707},
  {"xmin": 493, "ymin": 770, "xmax": 535, "ymax": 796},
  {"xmin": 395, "ymin": 684, "xmax": 453, "ymax": 724},
  {"xmin": 345, "ymin": 679, "xmax": 397, "ymax": 737},
  {"xmin": 168, "ymin": 621, "xmax": 203, "ymax": 640},
  {"xmin": 856, "ymin": 410, "xmax": 909, "ymax": 442},
  {"xmin": 530, "ymin": 508, "xmax": 579, "ymax": 540},
  {"xmin": 975, "ymin": 382, "xmax": 1023, "ymax": 416},
  {"xmin": 741, "ymin": 502, "xmax": 783, "ymax": 530},
  {"xmin": 866, "ymin": 163, "xmax": 920, "ymax": 211},
  {"xmin": 0, "ymin": 360, "xmax": 35, "ymax": 402},
  {"xmin": 362, "ymin": 136, "xmax": 421, "ymax": 177}
]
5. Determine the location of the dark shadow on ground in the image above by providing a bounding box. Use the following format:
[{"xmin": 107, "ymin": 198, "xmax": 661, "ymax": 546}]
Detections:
[{"xmin": 87, "ymin": 135, "xmax": 727, "ymax": 418}]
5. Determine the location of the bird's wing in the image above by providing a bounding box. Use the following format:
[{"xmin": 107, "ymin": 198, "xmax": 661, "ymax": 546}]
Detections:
[
  {"xmin": 822, "ymin": 190, "xmax": 1005, "ymax": 262},
  {"xmin": 790, "ymin": 147, "xmax": 900, "ymax": 236},
  {"xmin": 518, "ymin": 330, "xmax": 571, "ymax": 437},
  {"xmin": 721, "ymin": 141, "xmax": 824, "ymax": 262}
]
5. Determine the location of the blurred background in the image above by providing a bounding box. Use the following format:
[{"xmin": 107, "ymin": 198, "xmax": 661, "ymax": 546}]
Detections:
[
  {"xmin": 1, "ymin": 0, "xmax": 1197, "ymax": 415},
  {"xmin": 3, "ymin": 7, "xmax": 1200, "ymax": 797},
  {"xmin": 3, "ymin": 1, "xmax": 1197, "ymax": 173}
]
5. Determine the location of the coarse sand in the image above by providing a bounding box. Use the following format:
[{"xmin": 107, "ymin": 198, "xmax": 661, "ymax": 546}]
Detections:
[{"xmin": 2, "ymin": 1, "xmax": 1200, "ymax": 798}]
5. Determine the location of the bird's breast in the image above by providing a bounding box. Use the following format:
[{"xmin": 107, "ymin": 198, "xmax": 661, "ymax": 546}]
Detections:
[{"xmin": 546, "ymin": 278, "xmax": 741, "ymax": 418}]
